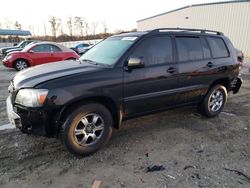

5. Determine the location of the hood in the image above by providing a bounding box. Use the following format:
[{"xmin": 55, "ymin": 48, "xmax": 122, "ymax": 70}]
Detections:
[
  {"xmin": 8, "ymin": 51, "xmax": 25, "ymax": 56},
  {"xmin": 13, "ymin": 60, "xmax": 105, "ymax": 89},
  {"xmin": 7, "ymin": 48, "xmax": 22, "ymax": 52},
  {"xmin": 1, "ymin": 46, "xmax": 19, "ymax": 52}
]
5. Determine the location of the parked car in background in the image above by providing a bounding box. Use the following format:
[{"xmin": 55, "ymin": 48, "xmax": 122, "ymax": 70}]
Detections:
[
  {"xmin": 0, "ymin": 40, "xmax": 36, "ymax": 58},
  {"xmin": 70, "ymin": 43, "xmax": 92, "ymax": 55},
  {"xmin": 3, "ymin": 42, "xmax": 79, "ymax": 71},
  {"xmin": 5, "ymin": 41, "xmax": 39, "ymax": 55},
  {"xmin": 6, "ymin": 28, "xmax": 242, "ymax": 156}
]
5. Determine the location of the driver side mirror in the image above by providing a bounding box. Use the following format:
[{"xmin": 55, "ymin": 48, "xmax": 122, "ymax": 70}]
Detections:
[
  {"xmin": 29, "ymin": 50, "xmax": 34, "ymax": 53},
  {"xmin": 127, "ymin": 57, "xmax": 145, "ymax": 69}
]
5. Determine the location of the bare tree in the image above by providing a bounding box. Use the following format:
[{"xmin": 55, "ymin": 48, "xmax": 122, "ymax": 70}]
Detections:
[
  {"xmin": 74, "ymin": 16, "xmax": 84, "ymax": 37},
  {"xmin": 84, "ymin": 20, "xmax": 89, "ymax": 37},
  {"xmin": 43, "ymin": 22, "xmax": 47, "ymax": 36},
  {"xmin": 101, "ymin": 21, "xmax": 108, "ymax": 36},
  {"xmin": 48, "ymin": 16, "xmax": 61, "ymax": 40},
  {"xmin": 4, "ymin": 19, "xmax": 12, "ymax": 29},
  {"xmin": 91, "ymin": 22, "xmax": 99, "ymax": 36},
  {"xmin": 67, "ymin": 17, "xmax": 73, "ymax": 37},
  {"xmin": 14, "ymin": 21, "xmax": 22, "ymax": 30}
]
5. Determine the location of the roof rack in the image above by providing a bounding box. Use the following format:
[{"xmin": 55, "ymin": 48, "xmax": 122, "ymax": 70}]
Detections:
[{"xmin": 149, "ymin": 28, "xmax": 224, "ymax": 35}]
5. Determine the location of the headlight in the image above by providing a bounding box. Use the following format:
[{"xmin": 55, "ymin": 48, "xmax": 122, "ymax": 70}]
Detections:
[{"xmin": 15, "ymin": 89, "xmax": 48, "ymax": 107}]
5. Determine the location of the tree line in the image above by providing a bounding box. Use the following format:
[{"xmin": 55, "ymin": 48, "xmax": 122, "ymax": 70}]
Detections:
[{"xmin": 0, "ymin": 17, "xmax": 136, "ymax": 42}]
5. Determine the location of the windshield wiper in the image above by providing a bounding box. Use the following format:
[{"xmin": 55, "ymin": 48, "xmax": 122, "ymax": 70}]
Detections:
[
  {"xmin": 81, "ymin": 59, "xmax": 98, "ymax": 65},
  {"xmin": 80, "ymin": 59, "xmax": 111, "ymax": 67}
]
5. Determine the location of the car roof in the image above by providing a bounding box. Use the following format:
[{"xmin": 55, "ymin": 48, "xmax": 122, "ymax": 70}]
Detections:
[
  {"xmin": 112, "ymin": 28, "xmax": 224, "ymax": 38},
  {"xmin": 113, "ymin": 31, "xmax": 149, "ymax": 38},
  {"xmin": 28, "ymin": 42, "xmax": 72, "ymax": 52}
]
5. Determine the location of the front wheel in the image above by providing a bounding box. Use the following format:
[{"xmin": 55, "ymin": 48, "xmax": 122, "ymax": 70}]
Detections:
[
  {"xmin": 199, "ymin": 84, "xmax": 227, "ymax": 117},
  {"xmin": 14, "ymin": 59, "xmax": 29, "ymax": 71},
  {"xmin": 61, "ymin": 103, "xmax": 113, "ymax": 156}
]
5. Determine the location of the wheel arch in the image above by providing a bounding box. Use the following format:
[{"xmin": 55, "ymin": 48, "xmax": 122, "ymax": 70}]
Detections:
[
  {"xmin": 209, "ymin": 78, "xmax": 230, "ymax": 92},
  {"xmin": 56, "ymin": 96, "xmax": 121, "ymax": 135}
]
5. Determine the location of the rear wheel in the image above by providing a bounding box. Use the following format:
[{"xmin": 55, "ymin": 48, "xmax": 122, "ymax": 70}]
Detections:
[
  {"xmin": 199, "ymin": 84, "xmax": 227, "ymax": 117},
  {"xmin": 14, "ymin": 59, "xmax": 29, "ymax": 71},
  {"xmin": 61, "ymin": 103, "xmax": 113, "ymax": 156}
]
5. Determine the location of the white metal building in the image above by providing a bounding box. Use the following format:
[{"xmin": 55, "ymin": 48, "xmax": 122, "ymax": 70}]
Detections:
[{"xmin": 137, "ymin": 0, "xmax": 250, "ymax": 57}]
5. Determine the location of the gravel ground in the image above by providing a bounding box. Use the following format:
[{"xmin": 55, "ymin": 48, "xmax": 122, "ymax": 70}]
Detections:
[{"xmin": 0, "ymin": 60, "xmax": 249, "ymax": 188}]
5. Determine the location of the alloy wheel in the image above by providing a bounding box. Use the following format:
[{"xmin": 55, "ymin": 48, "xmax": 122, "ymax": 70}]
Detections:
[{"xmin": 74, "ymin": 113, "xmax": 105, "ymax": 146}]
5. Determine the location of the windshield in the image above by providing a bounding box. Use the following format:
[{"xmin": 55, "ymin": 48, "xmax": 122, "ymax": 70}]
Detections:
[
  {"xmin": 17, "ymin": 41, "xmax": 25, "ymax": 48},
  {"xmin": 80, "ymin": 36, "xmax": 137, "ymax": 65}
]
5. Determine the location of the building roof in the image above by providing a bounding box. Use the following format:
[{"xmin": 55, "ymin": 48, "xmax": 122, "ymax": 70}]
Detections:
[
  {"xmin": 0, "ymin": 29, "xmax": 31, "ymax": 36},
  {"xmin": 137, "ymin": 0, "xmax": 250, "ymax": 22}
]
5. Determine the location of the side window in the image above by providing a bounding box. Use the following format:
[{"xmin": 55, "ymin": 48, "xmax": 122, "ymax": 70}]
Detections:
[
  {"xmin": 206, "ymin": 37, "xmax": 229, "ymax": 58},
  {"xmin": 32, "ymin": 44, "xmax": 51, "ymax": 52},
  {"xmin": 50, "ymin": 45, "xmax": 62, "ymax": 52},
  {"xmin": 77, "ymin": 44, "xmax": 84, "ymax": 48},
  {"xmin": 82, "ymin": 44, "xmax": 89, "ymax": 47},
  {"xmin": 176, "ymin": 37, "xmax": 203, "ymax": 62},
  {"xmin": 131, "ymin": 36, "xmax": 173, "ymax": 65},
  {"xmin": 201, "ymin": 37, "xmax": 212, "ymax": 59}
]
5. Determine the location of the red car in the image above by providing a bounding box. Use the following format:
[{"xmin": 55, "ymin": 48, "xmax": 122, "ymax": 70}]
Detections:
[{"xmin": 2, "ymin": 42, "xmax": 80, "ymax": 71}]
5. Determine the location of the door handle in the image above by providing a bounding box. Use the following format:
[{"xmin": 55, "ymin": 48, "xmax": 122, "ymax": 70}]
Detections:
[
  {"xmin": 166, "ymin": 67, "xmax": 176, "ymax": 74},
  {"xmin": 207, "ymin": 62, "xmax": 214, "ymax": 68}
]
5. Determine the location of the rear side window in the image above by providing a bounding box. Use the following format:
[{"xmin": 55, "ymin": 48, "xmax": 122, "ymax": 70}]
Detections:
[
  {"xmin": 201, "ymin": 37, "xmax": 212, "ymax": 59},
  {"xmin": 176, "ymin": 37, "xmax": 203, "ymax": 62},
  {"xmin": 206, "ymin": 37, "xmax": 229, "ymax": 58},
  {"xmin": 131, "ymin": 36, "xmax": 173, "ymax": 65},
  {"xmin": 50, "ymin": 45, "xmax": 62, "ymax": 52}
]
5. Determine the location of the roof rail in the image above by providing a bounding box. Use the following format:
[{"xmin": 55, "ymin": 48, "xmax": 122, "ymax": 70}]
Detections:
[{"xmin": 149, "ymin": 28, "xmax": 224, "ymax": 35}]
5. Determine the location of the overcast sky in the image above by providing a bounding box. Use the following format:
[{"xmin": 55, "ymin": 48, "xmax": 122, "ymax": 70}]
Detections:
[{"xmin": 0, "ymin": 0, "xmax": 228, "ymax": 35}]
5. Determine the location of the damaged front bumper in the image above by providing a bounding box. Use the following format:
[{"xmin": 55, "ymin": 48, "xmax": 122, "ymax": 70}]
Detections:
[{"xmin": 6, "ymin": 96, "xmax": 58, "ymax": 137}]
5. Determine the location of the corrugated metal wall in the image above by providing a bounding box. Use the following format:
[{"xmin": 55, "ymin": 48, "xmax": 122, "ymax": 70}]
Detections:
[{"xmin": 137, "ymin": 1, "xmax": 250, "ymax": 56}]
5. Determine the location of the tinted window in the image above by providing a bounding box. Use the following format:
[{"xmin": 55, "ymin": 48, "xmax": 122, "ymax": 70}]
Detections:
[
  {"xmin": 32, "ymin": 44, "xmax": 51, "ymax": 52},
  {"xmin": 131, "ymin": 36, "xmax": 173, "ymax": 65},
  {"xmin": 207, "ymin": 37, "xmax": 229, "ymax": 58},
  {"xmin": 50, "ymin": 45, "xmax": 62, "ymax": 52},
  {"xmin": 201, "ymin": 38, "xmax": 211, "ymax": 59},
  {"xmin": 176, "ymin": 37, "xmax": 203, "ymax": 62}
]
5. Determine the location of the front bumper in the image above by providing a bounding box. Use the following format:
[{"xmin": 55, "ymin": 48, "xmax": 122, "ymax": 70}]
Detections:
[
  {"xmin": 6, "ymin": 96, "xmax": 57, "ymax": 137},
  {"xmin": 2, "ymin": 59, "xmax": 12, "ymax": 68},
  {"xmin": 6, "ymin": 96, "xmax": 22, "ymax": 129}
]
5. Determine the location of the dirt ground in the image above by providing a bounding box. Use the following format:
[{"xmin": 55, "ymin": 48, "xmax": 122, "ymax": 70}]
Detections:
[{"xmin": 0, "ymin": 60, "xmax": 250, "ymax": 188}]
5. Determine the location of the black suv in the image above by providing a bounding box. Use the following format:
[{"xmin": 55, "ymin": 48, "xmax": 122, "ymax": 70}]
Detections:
[{"xmin": 7, "ymin": 28, "xmax": 242, "ymax": 156}]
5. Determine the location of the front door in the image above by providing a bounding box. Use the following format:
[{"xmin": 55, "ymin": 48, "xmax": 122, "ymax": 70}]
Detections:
[
  {"xmin": 29, "ymin": 44, "xmax": 54, "ymax": 65},
  {"xmin": 123, "ymin": 35, "xmax": 179, "ymax": 117}
]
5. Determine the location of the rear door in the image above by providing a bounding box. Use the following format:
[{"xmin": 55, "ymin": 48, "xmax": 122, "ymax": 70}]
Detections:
[
  {"xmin": 123, "ymin": 35, "xmax": 179, "ymax": 116},
  {"xmin": 175, "ymin": 35, "xmax": 216, "ymax": 104}
]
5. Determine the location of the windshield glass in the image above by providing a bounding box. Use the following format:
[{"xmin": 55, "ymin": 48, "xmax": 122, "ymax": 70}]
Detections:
[
  {"xmin": 80, "ymin": 36, "xmax": 137, "ymax": 65},
  {"xmin": 17, "ymin": 41, "xmax": 25, "ymax": 48}
]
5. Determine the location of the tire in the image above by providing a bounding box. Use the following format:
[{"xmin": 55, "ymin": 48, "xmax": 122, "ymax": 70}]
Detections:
[
  {"xmin": 199, "ymin": 84, "xmax": 227, "ymax": 117},
  {"xmin": 14, "ymin": 59, "xmax": 29, "ymax": 71},
  {"xmin": 61, "ymin": 103, "xmax": 113, "ymax": 156}
]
